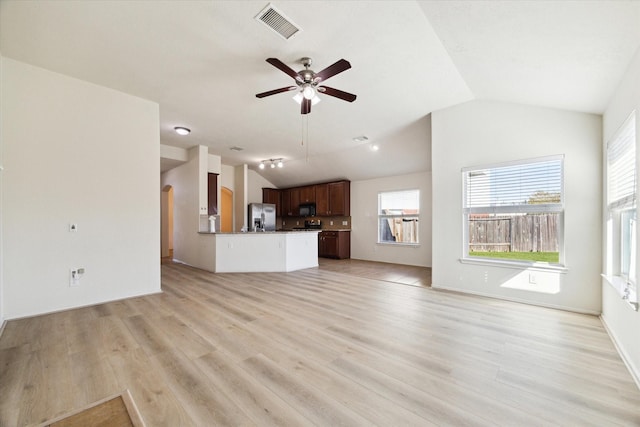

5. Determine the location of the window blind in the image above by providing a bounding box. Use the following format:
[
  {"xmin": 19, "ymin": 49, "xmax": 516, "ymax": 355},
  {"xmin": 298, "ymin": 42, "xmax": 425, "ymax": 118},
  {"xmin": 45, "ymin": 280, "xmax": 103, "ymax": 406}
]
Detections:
[
  {"xmin": 463, "ymin": 156, "xmax": 563, "ymax": 213},
  {"xmin": 607, "ymin": 114, "xmax": 637, "ymax": 210},
  {"xmin": 378, "ymin": 190, "xmax": 420, "ymax": 214}
]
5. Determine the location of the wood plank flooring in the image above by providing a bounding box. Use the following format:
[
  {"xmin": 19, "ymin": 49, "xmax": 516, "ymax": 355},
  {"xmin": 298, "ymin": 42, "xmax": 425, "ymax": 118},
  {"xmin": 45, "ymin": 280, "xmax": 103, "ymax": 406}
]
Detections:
[{"xmin": 1, "ymin": 261, "xmax": 639, "ymax": 426}]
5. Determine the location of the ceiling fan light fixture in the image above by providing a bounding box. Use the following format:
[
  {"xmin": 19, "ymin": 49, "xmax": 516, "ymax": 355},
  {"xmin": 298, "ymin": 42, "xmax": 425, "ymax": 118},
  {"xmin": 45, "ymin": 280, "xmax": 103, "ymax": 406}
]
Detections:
[
  {"xmin": 270, "ymin": 162, "xmax": 276, "ymax": 168},
  {"xmin": 302, "ymin": 84, "xmax": 315, "ymax": 100},
  {"xmin": 174, "ymin": 126, "xmax": 191, "ymax": 136},
  {"xmin": 293, "ymin": 92, "xmax": 321, "ymax": 105}
]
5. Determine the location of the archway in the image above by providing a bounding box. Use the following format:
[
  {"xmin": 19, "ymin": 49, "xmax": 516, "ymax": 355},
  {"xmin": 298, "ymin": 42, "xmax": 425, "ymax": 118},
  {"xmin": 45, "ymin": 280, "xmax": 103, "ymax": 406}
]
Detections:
[
  {"xmin": 161, "ymin": 185, "xmax": 174, "ymax": 258},
  {"xmin": 221, "ymin": 186, "xmax": 233, "ymax": 232}
]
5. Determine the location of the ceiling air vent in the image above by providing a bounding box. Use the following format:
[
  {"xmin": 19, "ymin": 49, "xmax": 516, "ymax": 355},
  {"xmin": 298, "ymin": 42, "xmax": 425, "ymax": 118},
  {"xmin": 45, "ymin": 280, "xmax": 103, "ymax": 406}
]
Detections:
[{"xmin": 255, "ymin": 3, "xmax": 301, "ymax": 40}]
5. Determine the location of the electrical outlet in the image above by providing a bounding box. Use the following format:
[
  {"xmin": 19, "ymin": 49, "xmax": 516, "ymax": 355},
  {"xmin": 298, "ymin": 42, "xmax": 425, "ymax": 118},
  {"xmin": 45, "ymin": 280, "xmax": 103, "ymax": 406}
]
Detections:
[
  {"xmin": 330, "ymin": 221, "xmax": 334, "ymax": 226},
  {"xmin": 70, "ymin": 268, "xmax": 85, "ymax": 286},
  {"xmin": 342, "ymin": 221, "xmax": 348, "ymax": 226},
  {"xmin": 70, "ymin": 269, "xmax": 80, "ymax": 286}
]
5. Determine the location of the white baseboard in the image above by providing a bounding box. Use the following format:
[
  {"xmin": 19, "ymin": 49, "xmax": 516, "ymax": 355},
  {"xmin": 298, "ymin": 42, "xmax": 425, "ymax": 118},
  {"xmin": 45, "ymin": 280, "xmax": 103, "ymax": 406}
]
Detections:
[
  {"xmin": 431, "ymin": 283, "xmax": 601, "ymax": 315},
  {"xmin": 600, "ymin": 314, "xmax": 640, "ymax": 391}
]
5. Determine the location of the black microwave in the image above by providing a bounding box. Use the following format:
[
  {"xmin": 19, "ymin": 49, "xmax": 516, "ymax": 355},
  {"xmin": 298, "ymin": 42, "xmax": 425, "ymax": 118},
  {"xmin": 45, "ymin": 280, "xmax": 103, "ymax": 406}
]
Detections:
[{"xmin": 299, "ymin": 203, "xmax": 316, "ymax": 217}]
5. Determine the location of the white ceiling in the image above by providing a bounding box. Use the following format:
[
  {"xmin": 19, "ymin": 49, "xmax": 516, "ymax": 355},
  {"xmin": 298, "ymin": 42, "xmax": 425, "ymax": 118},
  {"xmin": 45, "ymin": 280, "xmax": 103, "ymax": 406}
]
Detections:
[{"xmin": 2, "ymin": 1, "xmax": 639, "ymax": 188}]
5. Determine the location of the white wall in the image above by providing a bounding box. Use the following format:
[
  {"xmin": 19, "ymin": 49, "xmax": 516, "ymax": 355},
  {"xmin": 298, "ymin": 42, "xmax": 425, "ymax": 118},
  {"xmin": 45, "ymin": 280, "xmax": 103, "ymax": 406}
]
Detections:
[
  {"xmin": 0, "ymin": 54, "xmax": 4, "ymax": 326},
  {"xmin": 161, "ymin": 146, "xmax": 223, "ymax": 266},
  {"xmin": 601, "ymin": 46, "xmax": 640, "ymax": 386},
  {"xmin": 432, "ymin": 100, "xmax": 602, "ymax": 313},
  {"xmin": 351, "ymin": 172, "xmax": 432, "ymax": 267},
  {"xmin": 1, "ymin": 58, "xmax": 161, "ymax": 319},
  {"xmin": 234, "ymin": 165, "xmax": 248, "ymax": 231},
  {"xmin": 221, "ymin": 164, "xmax": 235, "ymax": 192},
  {"xmin": 162, "ymin": 147, "xmax": 198, "ymax": 265},
  {"xmin": 247, "ymin": 169, "xmax": 277, "ymax": 205}
]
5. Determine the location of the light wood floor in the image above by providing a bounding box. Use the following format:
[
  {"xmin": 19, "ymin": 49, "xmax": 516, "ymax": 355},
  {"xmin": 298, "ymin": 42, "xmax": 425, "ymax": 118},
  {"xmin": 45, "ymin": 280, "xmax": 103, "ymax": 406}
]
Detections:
[
  {"xmin": 318, "ymin": 258, "xmax": 432, "ymax": 287},
  {"xmin": 1, "ymin": 261, "xmax": 639, "ymax": 426}
]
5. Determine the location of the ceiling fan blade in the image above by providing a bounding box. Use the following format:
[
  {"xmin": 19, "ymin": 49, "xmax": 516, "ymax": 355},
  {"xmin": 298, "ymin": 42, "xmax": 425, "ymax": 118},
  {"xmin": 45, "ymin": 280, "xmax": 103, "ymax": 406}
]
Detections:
[
  {"xmin": 301, "ymin": 98, "xmax": 311, "ymax": 115},
  {"xmin": 266, "ymin": 58, "xmax": 300, "ymax": 80},
  {"xmin": 256, "ymin": 86, "xmax": 297, "ymax": 98},
  {"xmin": 314, "ymin": 59, "xmax": 351, "ymax": 82},
  {"xmin": 317, "ymin": 86, "xmax": 357, "ymax": 102}
]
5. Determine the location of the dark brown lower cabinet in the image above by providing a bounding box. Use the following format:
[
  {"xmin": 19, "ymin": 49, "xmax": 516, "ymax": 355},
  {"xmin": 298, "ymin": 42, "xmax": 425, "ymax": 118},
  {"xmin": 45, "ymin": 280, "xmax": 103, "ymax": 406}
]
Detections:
[{"xmin": 318, "ymin": 231, "xmax": 350, "ymax": 259}]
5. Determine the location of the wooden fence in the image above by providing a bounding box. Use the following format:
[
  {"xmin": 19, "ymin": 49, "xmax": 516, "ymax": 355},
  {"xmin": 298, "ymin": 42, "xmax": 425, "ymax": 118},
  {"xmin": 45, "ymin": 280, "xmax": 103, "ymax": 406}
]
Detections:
[{"xmin": 469, "ymin": 214, "xmax": 559, "ymax": 252}]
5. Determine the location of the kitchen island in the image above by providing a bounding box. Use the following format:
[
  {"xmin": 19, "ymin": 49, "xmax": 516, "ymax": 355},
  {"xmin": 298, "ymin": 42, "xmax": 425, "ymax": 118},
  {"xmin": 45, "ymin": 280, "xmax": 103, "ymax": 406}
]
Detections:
[{"xmin": 195, "ymin": 230, "xmax": 320, "ymax": 273}]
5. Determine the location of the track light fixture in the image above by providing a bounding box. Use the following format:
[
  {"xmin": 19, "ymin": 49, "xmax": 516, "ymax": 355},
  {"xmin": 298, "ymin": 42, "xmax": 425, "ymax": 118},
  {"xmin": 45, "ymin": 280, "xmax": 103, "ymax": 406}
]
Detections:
[{"xmin": 258, "ymin": 158, "xmax": 284, "ymax": 169}]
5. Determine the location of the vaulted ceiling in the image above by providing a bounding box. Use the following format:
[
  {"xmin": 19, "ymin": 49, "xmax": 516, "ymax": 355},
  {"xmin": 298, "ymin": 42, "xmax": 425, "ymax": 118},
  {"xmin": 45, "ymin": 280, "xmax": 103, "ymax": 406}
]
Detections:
[{"xmin": 2, "ymin": 1, "xmax": 639, "ymax": 187}]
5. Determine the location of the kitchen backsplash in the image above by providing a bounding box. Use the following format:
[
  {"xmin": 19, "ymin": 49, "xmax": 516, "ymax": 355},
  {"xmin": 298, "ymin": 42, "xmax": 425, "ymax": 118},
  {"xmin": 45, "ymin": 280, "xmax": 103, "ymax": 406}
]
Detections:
[{"xmin": 281, "ymin": 216, "xmax": 351, "ymax": 230}]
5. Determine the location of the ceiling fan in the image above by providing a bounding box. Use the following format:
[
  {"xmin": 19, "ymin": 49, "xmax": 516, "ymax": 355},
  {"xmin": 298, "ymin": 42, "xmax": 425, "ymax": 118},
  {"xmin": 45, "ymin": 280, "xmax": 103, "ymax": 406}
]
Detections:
[{"xmin": 256, "ymin": 57, "xmax": 357, "ymax": 115}]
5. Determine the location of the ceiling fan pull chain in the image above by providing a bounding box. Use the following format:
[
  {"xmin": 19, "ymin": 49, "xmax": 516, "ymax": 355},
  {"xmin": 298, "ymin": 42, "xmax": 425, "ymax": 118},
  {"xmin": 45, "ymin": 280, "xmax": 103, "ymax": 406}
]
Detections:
[{"xmin": 304, "ymin": 115, "xmax": 309, "ymax": 163}]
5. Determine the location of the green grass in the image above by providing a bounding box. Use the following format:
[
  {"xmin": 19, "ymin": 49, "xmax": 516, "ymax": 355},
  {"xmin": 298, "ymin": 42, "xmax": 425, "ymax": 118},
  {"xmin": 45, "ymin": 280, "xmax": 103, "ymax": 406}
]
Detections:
[{"xmin": 469, "ymin": 251, "xmax": 559, "ymax": 263}]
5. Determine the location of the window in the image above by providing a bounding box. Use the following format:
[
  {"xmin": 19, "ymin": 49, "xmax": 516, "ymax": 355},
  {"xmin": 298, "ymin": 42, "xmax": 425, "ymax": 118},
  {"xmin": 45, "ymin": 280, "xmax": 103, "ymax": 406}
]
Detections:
[
  {"xmin": 378, "ymin": 190, "xmax": 419, "ymax": 244},
  {"xmin": 605, "ymin": 111, "xmax": 637, "ymax": 309},
  {"xmin": 462, "ymin": 155, "xmax": 564, "ymax": 265}
]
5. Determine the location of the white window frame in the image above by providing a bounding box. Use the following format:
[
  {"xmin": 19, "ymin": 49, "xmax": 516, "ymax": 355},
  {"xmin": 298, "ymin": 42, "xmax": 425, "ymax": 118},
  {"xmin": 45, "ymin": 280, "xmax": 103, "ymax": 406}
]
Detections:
[
  {"xmin": 377, "ymin": 189, "xmax": 420, "ymax": 246},
  {"xmin": 604, "ymin": 111, "xmax": 638, "ymax": 311},
  {"xmin": 461, "ymin": 155, "xmax": 565, "ymax": 270}
]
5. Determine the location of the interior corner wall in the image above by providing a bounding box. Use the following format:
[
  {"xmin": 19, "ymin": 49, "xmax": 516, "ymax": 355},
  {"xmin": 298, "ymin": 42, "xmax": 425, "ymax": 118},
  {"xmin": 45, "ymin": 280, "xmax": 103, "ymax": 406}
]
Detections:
[
  {"xmin": 601, "ymin": 45, "xmax": 640, "ymax": 386},
  {"xmin": 1, "ymin": 58, "xmax": 160, "ymax": 319},
  {"xmin": 351, "ymin": 172, "xmax": 432, "ymax": 267},
  {"xmin": 431, "ymin": 100, "xmax": 602, "ymax": 313}
]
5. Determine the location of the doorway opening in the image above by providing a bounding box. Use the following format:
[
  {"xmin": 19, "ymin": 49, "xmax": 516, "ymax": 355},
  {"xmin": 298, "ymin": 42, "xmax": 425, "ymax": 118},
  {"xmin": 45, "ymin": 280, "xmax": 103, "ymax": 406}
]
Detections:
[
  {"xmin": 221, "ymin": 186, "xmax": 233, "ymax": 232},
  {"xmin": 161, "ymin": 185, "xmax": 174, "ymax": 259}
]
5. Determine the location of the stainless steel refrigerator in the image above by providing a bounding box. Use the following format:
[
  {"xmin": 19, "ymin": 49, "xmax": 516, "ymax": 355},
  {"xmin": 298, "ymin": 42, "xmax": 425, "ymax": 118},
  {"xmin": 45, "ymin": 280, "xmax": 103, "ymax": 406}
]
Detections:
[{"xmin": 248, "ymin": 203, "xmax": 276, "ymax": 231}]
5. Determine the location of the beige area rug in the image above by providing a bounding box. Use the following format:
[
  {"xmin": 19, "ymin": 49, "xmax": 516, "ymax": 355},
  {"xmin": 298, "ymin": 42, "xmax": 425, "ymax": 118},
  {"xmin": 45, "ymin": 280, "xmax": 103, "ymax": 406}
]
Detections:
[{"xmin": 37, "ymin": 389, "xmax": 146, "ymax": 427}]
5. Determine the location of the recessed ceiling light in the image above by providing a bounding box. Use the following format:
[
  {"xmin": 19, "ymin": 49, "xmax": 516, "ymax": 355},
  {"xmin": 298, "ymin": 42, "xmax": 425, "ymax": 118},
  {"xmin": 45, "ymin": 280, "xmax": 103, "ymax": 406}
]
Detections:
[
  {"xmin": 174, "ymin": 126, "xmax": 191, "ymax": 136},
  {"xmin": 370, "ymin": 144, "xmax": 379, "ymax": 151}
]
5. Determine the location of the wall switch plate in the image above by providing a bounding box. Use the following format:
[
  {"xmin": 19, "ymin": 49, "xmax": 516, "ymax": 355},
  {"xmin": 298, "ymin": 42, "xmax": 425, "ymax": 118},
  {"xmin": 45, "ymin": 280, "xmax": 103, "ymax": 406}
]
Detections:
[
  {"xmin": 342, "ymin": 221, "xmax": 348, "ymax": 226},
  {"xmin": 69, "ymin": 223, "xmax": 78, "ymax": 232},
  {"xmin": 330, "ymin": 221, "xmax": 334, "ymax": 226}
]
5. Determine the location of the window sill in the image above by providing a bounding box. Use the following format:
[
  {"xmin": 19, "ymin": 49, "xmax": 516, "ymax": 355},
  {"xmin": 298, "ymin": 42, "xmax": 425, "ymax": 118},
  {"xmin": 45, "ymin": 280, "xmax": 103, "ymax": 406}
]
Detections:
[
  {"xmin": 377, "ymin": 242, "xmax": 420, "ymax": 248},
  {"xmin": 459, "ymin": 257, "xmax": 568, "ymax": 273},
  {"xmin": 601, "ymin": 274, "xmax": 639, "ymax": 311}
]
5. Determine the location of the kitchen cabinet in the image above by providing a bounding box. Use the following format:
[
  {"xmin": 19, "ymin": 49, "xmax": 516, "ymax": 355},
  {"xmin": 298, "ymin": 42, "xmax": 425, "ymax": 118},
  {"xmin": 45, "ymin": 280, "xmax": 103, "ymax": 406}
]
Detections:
[
  {"xmin": 315, "ymin": 180, "xmax": 350, "ymax": 216},
  {"xmin": 281, "ymin": 188, "xmax": 300, "ymax": 217},
  {"xmin": 318, "ymin": 231, "xmax": 350, "ymax": 259},
  {"xmin": 262, "ymin": 188, "xmax": 281, "ymax": 217},
  {"xmin": 299, "ymin": 185, "xmax": 315, "ymax": 204},
  {"xmin": 207, "ymin": 173, "xmax": 218, "ymax": 215}
]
